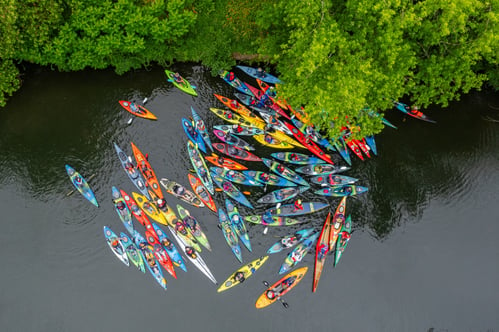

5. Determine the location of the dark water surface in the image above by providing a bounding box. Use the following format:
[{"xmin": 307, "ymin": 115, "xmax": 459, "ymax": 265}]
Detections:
[{"xmin": 1, "ymin": 64, "xmax": 498, "ymax": 332}]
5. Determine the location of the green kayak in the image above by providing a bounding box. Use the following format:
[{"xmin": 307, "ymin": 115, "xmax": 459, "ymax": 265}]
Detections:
[{"xmin": 165, "ymin": 69, "xmax": 197, "ymax": 96}]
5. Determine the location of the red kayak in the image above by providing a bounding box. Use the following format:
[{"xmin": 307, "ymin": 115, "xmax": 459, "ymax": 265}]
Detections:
[
  {"xmin": 118, "ymin": 100, "xmax": 157, "ymax": 120},
  {"xmin": 212, "ymin": 143, "xmax": 262, "ymax": 162},
  {"xmin": 283, "ymin": 122, "xmax": 335, "ymax": 165}
]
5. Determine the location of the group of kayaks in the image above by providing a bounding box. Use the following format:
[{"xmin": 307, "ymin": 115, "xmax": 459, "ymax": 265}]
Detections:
[{"xmin": 65, "ymin": 64, "xmax": 435, "ymax": 309}]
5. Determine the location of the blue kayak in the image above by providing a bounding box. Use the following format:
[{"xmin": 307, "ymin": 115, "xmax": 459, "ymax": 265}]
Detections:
[
  {"xmin": 182, "ymin": 117, "xmax": 207, "ymax": 153},
  {"xmin": 191, "ymin": 106, "xmax": 213, "ymax": 153},
  {"xmin": 113, "ymin": 142, "xmax": 150, "ymax": 200},
  {"xmin": 211, "ymin": 173, "xmax": 254, "ymax": 209},
  {"xmin": 66, "ymin": 165, "xmax": 98, "ymax": 207},
  {"xmin": 236, "ymin": 65, "xmax": 282, "ymax": 84}
]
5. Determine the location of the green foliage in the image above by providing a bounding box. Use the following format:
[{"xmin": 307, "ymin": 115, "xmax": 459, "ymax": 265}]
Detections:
[{"xmin": 0, "ymin": 60, "xmax": 20, "ymax": 108}]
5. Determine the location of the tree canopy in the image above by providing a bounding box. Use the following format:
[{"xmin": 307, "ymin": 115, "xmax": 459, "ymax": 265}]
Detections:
[{"xmin": 1, "ymin": 0, "xmax": 497, "ymax": 138}]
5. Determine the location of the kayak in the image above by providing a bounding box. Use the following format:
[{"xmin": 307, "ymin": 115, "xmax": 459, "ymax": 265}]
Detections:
[
  {"xmin": 164, "ymin": 69, "xmax": 197, "ymax": 96},
  {"xmin": 151, "ymin": 222, "xmax": 187, "ymax": 272},
  {"xmin": 132, "ymin": 230, "xmax": 167, "ymax": 290},
  {"xmin": 209, "ymin": 107, "xmax": 257, "ymax": 128},
  {"xmin": 255, "ymin": 267, "xmax": 308, "ymax": 309},
  {"xmin": 119, "ymin": 232, "xmax": 146, "ymax": 273},
  {"xmin": 312, "ymin": 212, "xmax": 332, "ymax": 292},
  {"xmin": 103, "ymin": 226, "xmax": 129, "ymax": 266},
  {"xmin": 145, "ymin": 229, "xmax": 177, "ymax": 279},
  {"xmin": 121, "ymin": 189, "xmax": 151, "ymax": 227},
  {"xmin": 160, "ymin": 177, "xmax": 204, "ymax": 208},
  {"xmin": 279, "ymin": 232, "xmax": 320, "ymax": 274},
  {"xmin": 257, "ymin": 110, "xmax": 294, "ymax": 135},
  {"xmin": 329, "ymin": 196, "xmax": 346, "ymax": 251},
  {"xmin": 242, "ymin": 170, "xmax": 297, "ymax": 187},
  {"xmin": 217, "ymin": 256, "xmax": 269, "ymax": 293},
  {"xmin": 244, "ymin": 215, "xmax": 305, "ymax": 226},
  {"xmin": 236, "ymin": 65, "xmax": 282, "ymax": 84},
  {"xmin": 263, "ymin": 201, "xmax": 329, "ymax": 217},
  {"xmin": 233, "ymin": 92, "xmax": 259, "ymax": 107},
  {"xmin": 219, "ymin": 70, "xmax": 255, "ymax": 97},
  {"xmin": 288, "ymin": 104, "xmax": 312, "ymax": 126},
  {"xmin": 182, "ymin": 117, "xmax": 207, "ymax": 153},
  {"xmin": 291, "ymin": 118, "xmax": 334, "ymax": 151},
  {"xmin": 111, "ymin": 186, "xmax": 134, "ymax": 234},
  {"xmin": 314, "ymin": 185, "xmax": 368, "ymax": 197},
  {"xmin": 171, "ymin": 213, "xmax": 203, "ymax": 253},
  {"xmin": 344, "ymin": 138, "xmax": 365, "ymax": 161},
  {"xmin": 213, "ymin": 94, "xmax": 264, "ymax": 124},
  {"xmin": 213, "ymin": 124, "xmax": 264, "ymax": 136},
  {"xmin": 113, "ymin": 142, "xmax": 150, "ymax": 199},
  {"xmin": 213, "ymin": 129, "xmax": 255, "ymax": 151},
  {"xmin": 176, "ymin": 204, "xmax": 211, "ymax": 251},
  {"xmin": 187, "ymin": 140, "xmax": 214, "ymax": 194},
  {"xmin": 212, "ymin": 143, "xmax": 262, "ymax": 162},
  {"xmin": 253, "ymin": 133, "xmax": 294, "ymax": 149},
  {"xmin": 118, "ymin": 100, "xmax": 157, "ymax": 120},
  {"xmin": 218, "ymin": 208, "xmax": 243, "ymax": 263},
  {"xmin": 267, "ymin": 227, "xmax": 316, "ymax": 254},
  {"xmin": 262, "ymin": 158, "xmax": 308, "ymax": 186},
  {"xmin": 364, "ymin": 135, "xmax": 378, "ymax": 156},
  {"xmin": 394, "ymin": 101, "xmax": 436, "ymax": 123},
  {"xmin": 334, "ymin": 215, "xmax": 352, "ymax": 266},
  {"xmin": 225, "ymin": 199, "xmax": 252, "ymax": 252},
  {"xmin": 187, "ymin": 174, "xmax": 217, "ymax": 213},
  {"xmin": 169, "ymin": 227, "xmax": 217, "ymax": 284},
  {"xmin": 353, "ymin": 138, "xmax": 371, "ymax": 158},
  {"xmin": 210, "ymin": 167, "xmax": 262, "ymax": 186},
  {"xmin": 211, "ymin": 173, "xmax": 254, "ymax": 209},
  {"xmin": 270, "ymin": 152, "xmax": 327, "ymax": 165},
  {"xmin": 156, "ymin": 202, "xmax": 179, "ymax": 227},
  {"xmin": 310, "ymin": 174, "xmax": 359, "ymax": 186},
  {"xmin": 131, "ymin": 142, "xmax": 163, "ymax": 200},
  {"xmin": 255, "ymin": 79, "xmax": 289, "ymax": 112},
  {"xmin": 65, "ymin": 165, "xmax": 98, "ymax": 207},
  {"xmin": 283, "ymin": 122, "xmax": 336, "ymax": 165},
  {"xmin": 294, "ymin": 163, "xmax": 350, "ymax": 176},
  {"xmin": 256, "ymin": 186, "xmax": 309, "ymax": 205},
  {"xmin": 132, "ymin": 192, "xmax": 169, "ymax": 226},
  {"xmin": 204, "ymin": 153, "xmax": 248, "ymax": 171},
  {"xmin": 191, "ymin": 106, "xmax": 214, "ymax": 152}
]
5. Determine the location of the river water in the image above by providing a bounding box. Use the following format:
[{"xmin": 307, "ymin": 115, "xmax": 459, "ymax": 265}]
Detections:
[{"xmin": 0, "ymin": 64, "xmax": 498, "ymax": 332}]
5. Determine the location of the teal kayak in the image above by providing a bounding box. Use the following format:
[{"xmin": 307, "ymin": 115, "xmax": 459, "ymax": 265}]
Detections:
[
  {"xmin": 187, "ymin": 140, "xmax": 214, "ymax": 194},
  {"xmin": 210, "ymin": 167, "xmax": 262, "ymax": 186},
  {"xmin": 334, "ymin": 215, "xmax": 352, "ymax": 266},
  {"xmin": 278, "ymin": 231, "xmax": 320, "ymax": 274},
  {"xmin": 264, "ymin": 201, "xmax": 329, "ymax": 217},
  {"xmin": 218, "ymin": 208, "xmax": 243, "ymax": 263},
  {"xmin": 211, "ymin": 173, "xmax": 254, "ymax": 209},
  {"xmin": 315, "ymin": 185, "xmax": 368, "ymax": 197},
  {"xmin": 262, "ymin": 158, "xmax": 308, "ymax": 186},
  {"xmin": 225, "ymin": 199, "xmax": 252, "ymax": 252},
  {"xmin": 66, "ymin": 165, "xmax": 98, "ymax": 207},
  {"xmin": 270, "ymin": 152, "xmax": 327, "ymax": 165},
  {"xmin": 242, "ymin": 170, "xmax": 297, "ymax": 187},
  {"xmin": 256, "ymin": 186, "xmax": 309, "ymax": 205},
  {"xmin": 267, "ymin": 227, "xmax": 316, "ymax": 254},
  {"xmin": 119, "ymin": 232, "xmax": 146, "ymax": 273},
  {"xmin": 244, "ymin": 215, "xmax": 305, "ymax": 226},
  {"xmin": 191, "ymin": 106, "xmax": 214, "ymax": 153},
  {"xmin": 112, "ymin": 186, "xmax": 134, "ymax": 234},
  {"xmin": 310, "ymin": 174, "xmax": 359, "ymax": 186}
]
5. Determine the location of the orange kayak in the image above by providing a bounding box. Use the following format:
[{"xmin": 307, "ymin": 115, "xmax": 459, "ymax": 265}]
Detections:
[
  {"xmin": 204, "ymin": 153, "xmax": 248, "ymax": 170},
  {"xmin": 118, "ymin": 100, "xmax": 157, "ymax": 120},
  {"xmin": 130, "ymin": 142, "xmax": 163, "ymax": 200},
  {"xmin": 187, "ymin": 174, "xmax": 217, "ymax": 213}
]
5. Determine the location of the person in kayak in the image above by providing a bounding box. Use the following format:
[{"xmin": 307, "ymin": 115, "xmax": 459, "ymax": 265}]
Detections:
[
  {"xmin": 175, "ymin": 221, "xmax": 186, "ymax": 234},
  {"xmin": 290, "ymin": 153, "xmax": 299, "ymax": 161},
  {"xmin": 173, "ymin": 72, "xmax": 183, "ymax": 83},
  {"xmin": 234, "ymin": 271, "xmax": 246, "ymax": 283},
  {"xmin": 230, "ymin": 99, "xmax": 239, "ymax": 108},
  {"xmin": 228, "ymin": 71, "xmax": 235, "ymax": 82},
  {"xmin": 338, "ymin": 231, "xmax": 351, "ymax": 247},
  {"xmin": 264, "ymin": 133, "xmax": 273, "ymax": 144},
  {"xmin": 223, "ymin": 181, "xmax": 232, "ymax": 192},
  {"xmin": 173, "ymin": 184, "xmax": 186, "ymax": 196},
  {"xmin": 217, "ymin": 156, "xmax": 225, "ymax": 165},
  {"xmin": 233, "ymin": 124, "xmax": 244, "ymax": 133},
  {"xmin": 157, "ymin": 198, "xmax": 167, "ymax": 209},
  {"xmin": 317, "ymin": 243, "xmax": 329, "ymax": 260},
  {"xmin": 259, "ymin": 172, "xmax": 270, "ymax": 183},
  {"xmin": 116, "ymin": 200, "xmax": 126, "ymax": 211},
  {"xmin": 257, "ymin": 67, "xmax": 266, "ymax": 78},
  {"xmin": 276, "ymin": 164, "xmax": 286, "ymax": 174},
  {"xmin": 293, "ymin": 199, "xmax": 303, "ymax": 211},
  {"xmin": 223, "ymin": 110, "xmax": 233, "ymax": 119},
  {"xmin": 185, "ymin": 246, "xmax": 197, "ymax": 259}
]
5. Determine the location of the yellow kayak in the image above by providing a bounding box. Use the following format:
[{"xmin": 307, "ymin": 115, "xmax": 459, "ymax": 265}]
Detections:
[
  {"xmin": 217, "ymin": 256, "xmax": 269, "ymax": 293},
  {"xmin": 132, "ymin": 192, "xmax": 169, "ymax": 226},
  {"xmin": 253, "ymin": 134, "xmax": 294, "ymax": 149}
]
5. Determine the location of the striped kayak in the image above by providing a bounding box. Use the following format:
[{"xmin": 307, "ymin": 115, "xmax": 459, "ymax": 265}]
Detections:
[
  {"xmin": 242, "ymin": 170, "xmax": 297, "ymax": 187},
  {"xmin": 165, "ymin": 69, "xmax": 197, "ymax": 96},
  {"xmin": 131, "ymin": 142, "xmax": 163, "ymax": 200},
  {"xmin": 244, "ymin": 215, "xmax": 305, "ymax": 226},
  {"xmin": 113, "ymin": 142, "xmax": 150, "ymax": 199},
  {"xmin": 264, "ymin": 201, "xmax": 329, "ymax": 217},
  {"xmin": 283, "ymin": 121, "xmax": 336, "ymax": 165},
  {"xmin": 219, "ymin": 70, "xmax": 255, "ymax": 97},
  {"xmin": 187, "ymin": 174, "xmax": 217, "ymax": 213},
  {"xmin": 176, "ymin": 204, "xmax": 211, "ymax": 251},
  {"xmin": 118, "ymin": 100, "xmax": 157, "ymax": 120},
  {"xmin": 65, "ymin": 165, "xmax": 98, "ymax": 207},
  {"xmin": 211, "ymin": 173, "xmax": 254, "ymax": 209},
  {"xmin": 262, "ymin": 158, "xmax": 308, "ymax": 186},
  {"xmin": 145, "ymin": 229, "xmax": 177, "ymax": 279},
  {"xmin": 111, "ymin": 186, "xmax": 134, "ymax": 234},
  {"xmin": 270, "ymin": 152, "xmax": 327, "ymax": 165},
  {"xmin": 312, "ymin": 212, "xmax": 332, "ymax": 292},
  {"xmin": 169, "ymin": 227, "xmax": 217, "ymax": 284},
  {"xmin": 279, "ymin": 232, "xmax": 320, "ymax": 274},
  {"xmin": 334, "ymin": 215, "xmax": 352, "ymax": 266},
  {"xmin": 329, "ymin": 197, "xmax": 347, "ymax": 251},
  {"xmin": 160, "ymin": 177, "xmax": 204, "ymax": 208},
  {"xmin": 132, "ymin": 230, "xmax": 167, "ymax": 290},
  {"xmin": 103, "ymin": 226, "xmax": 129, "ymax": 266},
  {"xmin": 151, "ymin": 222, "xmax": 187, "ymax": 272},
  {"xmin": 210, "ymin": 167, "xmax": 262, "ymax": 186},
  {"xmin": 213, "ymin": 129, "xmax": 255, "ymax": 151},
  {"xmin": 132, "ymin": 192, "xmax": 169, "ymax": 226},
  {"xmin": 310, "ymin": 174, "xmax": 359, "ymax": 186},
  {"xmin": 255, "ymin": 267, "xmax": 308, "ymax": 309},
  {"xmin": 315, "ymin": 185, "xmax": 368, "ymax": 197},
  {"xmin": 218, "ymin": 208, "xmax": 243, "ymax": 263},
  {"xmin": 256, "ymin": 186, "xmax": 309, "ymax": 205},
  {"xmin": 253, "ymin": 133, "xmax": 294, "ymax": 149},
  {"xmin": 191, "ymin": 106, "xmax": 214, "ymax": 152},
  {"xmin": 187, "ymin": 140, "xmax": 214, "ymax": 194},
  {"xmin": 217, "ymin": 256, "xmax": 268, "ymax": 293},
  {"xmin": 209, "ymin": 107, "xmax": 257, "ymax": 128},
  {"xmin": 204, "ymin": 153, "xmax": 248, "ymax": 171},
  {"xmin": 225, "ymin": 199, "xmax": 252, "ymax": 252},
  {"xmin": 213, "ymin": 124, "xmax": 264, "ymax": 136},
  {"xmin": 294, "ymin": 163, "xmax": 350, "ymax": 176},
  {"xmin": 394, "ymin": 101, "xmax": 436, "ymax": 123},
  {"xmin": 267, "ymin": 227, "xmax": 316, "ymax": 254},
  {"xmin": 212, "ymin": 143, "xmax": 262, "ymax": 162},
  {"xmin": 182, "ymin": 117, "xmax": 206, "ymax": 153},
  {"xmin": 119, "ymin": 232, "xmax": 146, "ymax": 273},
  {"xmin": 236, "ymin": 65, "xmax": 282, "ymax": 84}
]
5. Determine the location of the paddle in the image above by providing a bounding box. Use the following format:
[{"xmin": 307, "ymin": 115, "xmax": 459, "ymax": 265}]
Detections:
[
  {"xmin": 262, "ymin": 281, "xmax": 289, "ymax": 308},
  {"xmin": 66, "ymin": 173, "xmax": 96, "ymax": 196},
  {"xmin": 214, "ymin": 187, "xmax": 251, "ymax": 195}
]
